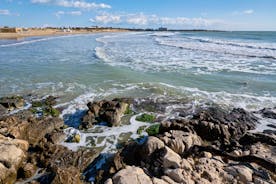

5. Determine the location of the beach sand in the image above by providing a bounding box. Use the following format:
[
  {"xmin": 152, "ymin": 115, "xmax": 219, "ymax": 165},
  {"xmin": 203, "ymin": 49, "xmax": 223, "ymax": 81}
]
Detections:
[{"xmin": 0, "ymin": 28, "xmax": 128, "ymax": 39}]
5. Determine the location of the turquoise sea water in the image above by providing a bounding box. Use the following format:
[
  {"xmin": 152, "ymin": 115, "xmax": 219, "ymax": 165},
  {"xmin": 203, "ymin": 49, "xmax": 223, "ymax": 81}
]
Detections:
[
  {"xmin": 0, "ymin": 31, "xmax": 275, "ymax": 110},
  {"xmin": 1, "ymin": 31, "xmax": 276, "ymax": 180},
  {"xmin": 1, "ymin": 31, "xmax": 276, "ymax": 158}
]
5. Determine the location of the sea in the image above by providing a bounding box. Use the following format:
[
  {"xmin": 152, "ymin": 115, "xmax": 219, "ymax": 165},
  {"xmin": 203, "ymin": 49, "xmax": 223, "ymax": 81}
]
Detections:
[{"xmin": 0, "ymin": 31, "xmax": 276, "ymax": 164}]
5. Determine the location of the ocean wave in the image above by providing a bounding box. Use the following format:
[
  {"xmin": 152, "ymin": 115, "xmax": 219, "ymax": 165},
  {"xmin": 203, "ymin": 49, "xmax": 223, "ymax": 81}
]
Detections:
[
  {"xmin": 186, "ymin": 36, "xmax": 276, "ymax": 51},
  {"xmin": 155, "ymin": 37, "xmax": 276, "ymax": 60},
  {"xmin": 95, "ymin": 32, "xmax": 276, "ymax": 74}
]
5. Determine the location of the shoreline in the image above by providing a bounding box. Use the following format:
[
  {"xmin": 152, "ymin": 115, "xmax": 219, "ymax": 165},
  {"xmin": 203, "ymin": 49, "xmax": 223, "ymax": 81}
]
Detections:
[
  {"xmin": 0, "ymin": 95, "xmax": 275, "ymax": 183},
  {"xmin": 0, "ymin": 28, "xmax": 129, "ymax": 39}
]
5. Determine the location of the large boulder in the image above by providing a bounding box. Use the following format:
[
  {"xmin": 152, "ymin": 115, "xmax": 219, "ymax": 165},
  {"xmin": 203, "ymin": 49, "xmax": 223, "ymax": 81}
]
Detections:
[
  {"xmin": 162, "ymin": 146, "xmax": 182, "ymax": 169},
  {"xmin": 112, "ymin": 166, "xmax": 152, "ymax": 184},
  {"xmin": 81, "ymin": 99, "xmax": 129, "ymax": 129},
  {"xmin": 160, "ymin": 130, "xmax": 202, "ymax": 154},
  {"xmin": 0, "ymin": 114, "xmax": 64, "ymax": 146},
  {"xmin": 0, "ymin": 135, "xmax": 29, "ymax": 184},
  {"xmin": 141, "ymin": 136, "xmax": 165, "ymax": 157}
]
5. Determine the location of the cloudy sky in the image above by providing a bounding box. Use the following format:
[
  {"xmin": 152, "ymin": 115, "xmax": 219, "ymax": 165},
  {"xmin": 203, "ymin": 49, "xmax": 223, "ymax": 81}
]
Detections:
[{"xmin": 0, "ymin": 0, "xmax": 275, "ymax": 30}]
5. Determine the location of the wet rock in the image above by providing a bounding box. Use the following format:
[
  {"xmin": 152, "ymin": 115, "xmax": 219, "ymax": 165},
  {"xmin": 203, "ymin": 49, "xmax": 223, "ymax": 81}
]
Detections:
[
  {"xmin": 0, "ymin": 96, "xmax": 25, "ymax": 111},
  {"xmin": 239, "ymin": 132, "xmax": 276, "ymax": 146},
  {"xmin": 258, "ymin": 108, "xmax": 276, "ymax": 119},
  {"xmin": 81, "ymin": 99, "xmax": 129, "ymax": 129},
  {"xmin": 112, "ymin": 166, "xmax": 152, "ymax": 184}
]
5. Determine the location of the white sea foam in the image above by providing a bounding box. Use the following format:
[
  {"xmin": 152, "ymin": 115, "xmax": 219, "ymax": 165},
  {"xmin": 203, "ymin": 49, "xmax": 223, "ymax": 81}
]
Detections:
[
  {"xmin": 61, "ymin": 114, "xmax": 151, "ymax": 152},
  {"xmin": 95, "ymin": 32, "xmax": 276, "ymax": 74}
]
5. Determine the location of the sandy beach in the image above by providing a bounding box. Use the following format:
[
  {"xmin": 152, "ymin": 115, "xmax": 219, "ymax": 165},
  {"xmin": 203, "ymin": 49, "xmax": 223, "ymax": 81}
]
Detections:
[{"xmin": 0, "ymin": 28, "xmax": 128, "ymax": 39}]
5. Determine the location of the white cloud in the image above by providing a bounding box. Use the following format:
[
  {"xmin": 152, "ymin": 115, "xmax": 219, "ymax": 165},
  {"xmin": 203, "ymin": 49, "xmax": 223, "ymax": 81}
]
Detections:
[
  {"xmin": 31, "ymin": 0, "xmax": 111, "ymax": 10},
  {"xmin": 55, "ymin": 10, "xmax": 82, "ymax": 17},
  {"xmin": 0, "ymin": 9, "xmax": 11, "ymax": 15},
  {"xmin": 243, "ymin": 9, "xmax": 254, "ymax": 14},
  {"xmin": 232, "ymin": 9, "xmax": 254, "ymax": 15},
  {"xmin": 0, "ymin": 9, "xmax": 20, "ymax": 16},
  {"xmin": 91, "ymin": 13, "xmax": 121, "ymax": 24},
  {"xmin": 90, "ymin": 12, "xmax": 224, "ymax": 28},
  {"xmin": 127, "ymin": 13, "xmax": 149, "ymax": 25}
]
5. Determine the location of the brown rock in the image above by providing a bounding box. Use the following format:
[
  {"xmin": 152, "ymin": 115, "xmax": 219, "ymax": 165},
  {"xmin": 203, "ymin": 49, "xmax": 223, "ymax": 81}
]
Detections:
[
  {"xmin": 141, "ymin": 136, "xmax": 165, "ymax": 157},
  {"xmin": 52, "ymin": 166, "xmax": 82, "ymax": 184},
  {"xmin": 22, "ymin": 163, "xmax": 37, "ymax": 178},
  {"xmin": 0, "ymin": 137, "xmax": 28, "ymax": 184},
  {"xmin": 162, "ymin": 146, "xmax": 182, "ymax": 169},
  {"xmin": 112, "ymin": 166, "xmax": 152, "ymax": 184},
  {"xmin": 81, "ymin": 99, "xmax": 129, "ymax": 128}
]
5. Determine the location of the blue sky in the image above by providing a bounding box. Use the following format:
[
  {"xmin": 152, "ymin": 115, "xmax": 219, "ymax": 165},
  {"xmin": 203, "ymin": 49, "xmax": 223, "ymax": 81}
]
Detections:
[{"xmin": 0, "ymin": 0, "xmax": 276, "ymax": 30}]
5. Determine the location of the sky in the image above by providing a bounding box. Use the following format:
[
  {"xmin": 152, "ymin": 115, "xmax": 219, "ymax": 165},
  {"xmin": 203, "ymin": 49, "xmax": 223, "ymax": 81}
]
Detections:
[{"xmin": 0, "ymin": 0, "xmax": 276, "ymax": 31}]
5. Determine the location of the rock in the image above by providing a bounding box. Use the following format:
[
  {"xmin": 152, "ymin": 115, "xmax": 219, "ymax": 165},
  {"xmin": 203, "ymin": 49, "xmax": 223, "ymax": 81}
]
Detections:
[
  {"xmin": 0, "ymin": 137, "xmax": 28, "ymax": 184},
  {"xmin": 230, "ymin": 150, "xmax": 242, "ymax": 156},
  {"xmin": 48, "ymin": 132, "xmax": 67, "ymax": 144},
  {"xmin": 21, "ymin": 163, "xmax": 37, "ymax": 178},
  {"xmin": 164, "ymin": 168, "xmax": 185, "ymax": 183},
  {"xmin": 112, "ymin": 166, "xmax": 152, "ymax": 184},
  {"xmin": 40, "ymin": 144, "xmax": 100, "ymax": 172},
  {"xmin": 105, "ymin": 178, "xmax": 113, "ymax": 184},
  {"xmin": 239, "ymin": 132, "xmax": 276, "ymax": 146},
  {"xmin": 249, "ymin": 142, "xmax": 276, "ymax": 163},
  {"xmin": 161, "ymin": 176, "xmax": 178, "ymax": 184},
  {"xmin": 26, "ymin": 117, "xmax": 64, "ymax": 146},
  {"xmin": 0, "ymin": 114, "xmax": 64, "ymax": 146},
  {"xmin": 81, "ymin": 99, "xmax": 129, "ymax": 129},
  {"xmin": 254, "ymin": 177, "xmax": 271, "ymax": 184},
  {"xmin": 225, "ymin": 165, "xmax": 253, "ymax": 183},
  {"xmin": 52, "ymin": 166, "xmax": 82, "ymax": 184},
  {"xmin": 0, "ymin": 96, "xmax": 25, "ymax": 110},
  {"xmin": 258, "ymin": 108, "xmax": 276, "ymax": 119},
  {"xmin": 152, "ymin": 177, "xmax": 169, "ymax": 184},
  {"xmin": 141, "ymin": 136, "xmax": 165, "ymax": 157},
  {"xmin": 160, "ymin": 130, "xmax": 201, "ymax": 154},
  {"xmin": 180, "ymin": 159, "xmax": 193, "ymax": 171},
  {"xmin": 0, "ymin": 104, "xmax": 6, "ymax": 115},
  {"xmin": 203, "ymin": 151, "xmax": 212, "ymax": 158},
  {"xmin": 162, "ymin": 146, "xmax": 182, "ymax": 169}
]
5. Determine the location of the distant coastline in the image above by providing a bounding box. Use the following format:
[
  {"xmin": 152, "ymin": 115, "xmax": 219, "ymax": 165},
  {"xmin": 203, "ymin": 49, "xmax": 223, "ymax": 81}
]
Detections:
[{"xmin": 0, "ymin": 27, "xmax": 129, "ymax": 39}]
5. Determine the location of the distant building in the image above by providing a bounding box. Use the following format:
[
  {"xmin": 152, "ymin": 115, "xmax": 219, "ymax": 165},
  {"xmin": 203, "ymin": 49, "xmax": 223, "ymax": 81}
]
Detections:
[
  {"xmin": 0, "ymin": 27, "xmax": 23, "ymax": 33},
  {"xmin": 158, "ymin": 27, "xmax": 168, "ymax": 31}
]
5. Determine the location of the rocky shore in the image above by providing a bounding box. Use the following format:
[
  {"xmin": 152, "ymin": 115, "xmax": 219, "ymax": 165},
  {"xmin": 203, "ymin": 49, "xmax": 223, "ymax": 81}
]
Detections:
[{"xmin": 0, "ymin": 96, "xmax": 275, "ymax": 184}]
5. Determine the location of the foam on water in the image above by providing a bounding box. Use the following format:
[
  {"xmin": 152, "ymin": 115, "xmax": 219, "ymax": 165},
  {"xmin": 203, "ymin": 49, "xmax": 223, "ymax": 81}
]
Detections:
[
  {"xmin": 60, "ymin": 114, "xmax": 152, "ymax": 152},
  {"xmin": 58, "ymin": 81, "xmax": 276, "ymax": 152},
  {"xmin": 95, "ymin": 32, "xmax": 276, "ymax": 74}
]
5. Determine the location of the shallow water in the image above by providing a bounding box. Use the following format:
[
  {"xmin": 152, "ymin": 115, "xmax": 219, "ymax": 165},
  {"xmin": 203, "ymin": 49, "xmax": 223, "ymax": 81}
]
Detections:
[{"xmin": 1, "ymin": 31, "xmax": 276, "ymax": 153}]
